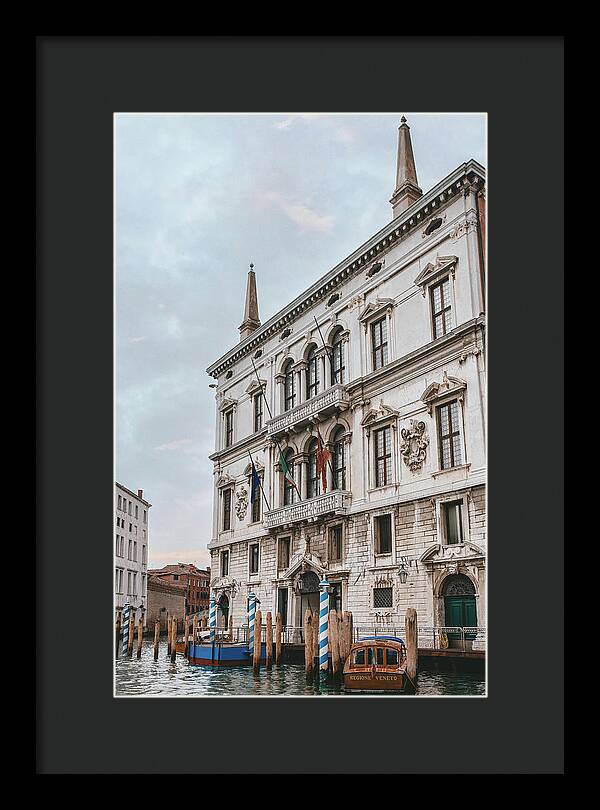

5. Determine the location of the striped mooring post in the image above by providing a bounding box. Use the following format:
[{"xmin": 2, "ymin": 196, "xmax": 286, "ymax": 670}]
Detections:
[
  {"xmin": 247, "ymin": 591, "xmax": 256, "ymax": 654},
  {"xmin": 121, "ymin": 602, "xmax": 130, "ymax": 658},
  {"xmin": 209, "ymin": 596, "xmax": 217, "ymax": 644},
  {"xmin": 319, "ymin": 578, "xmax": 330, "ymax": 679}
]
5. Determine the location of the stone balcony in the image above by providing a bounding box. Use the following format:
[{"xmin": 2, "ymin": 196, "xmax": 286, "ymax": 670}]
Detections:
[
  {"xmin": 266, "ymin": 383, "xmax": 350, "ymax": 438},
  {"xmin": 264, "ymin": 490, "xmax": 351, "ymax": 529}
]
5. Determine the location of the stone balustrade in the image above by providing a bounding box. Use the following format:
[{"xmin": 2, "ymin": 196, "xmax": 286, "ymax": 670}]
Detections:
[
  {"xmin": 264, "ymin": 490, "xmax": 350, "ymax": 529},
  {"xmin": 266, "ymin": 384, "xmax": 350, "ymax": 437}
]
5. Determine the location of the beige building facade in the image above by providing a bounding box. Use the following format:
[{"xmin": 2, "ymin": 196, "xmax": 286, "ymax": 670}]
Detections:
[
  {"xmin": 206, "ymin": 118, "xmax": 486, "ymax": 644},
  {"xmin": 115, "ymin": 483, "xmax": 151, "ymax": 627}
]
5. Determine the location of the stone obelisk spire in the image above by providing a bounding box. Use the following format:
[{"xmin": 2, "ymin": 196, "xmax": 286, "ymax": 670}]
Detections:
[
  {"xmin": 390, "ymin": 116, "xmax": 423, "ymax": 218},
  {"xmin": 239, "ymin": 263, "xmax": 261, "ymax": 341}
]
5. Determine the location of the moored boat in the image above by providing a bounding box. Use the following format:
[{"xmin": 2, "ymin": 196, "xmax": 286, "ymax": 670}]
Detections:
[{"xmin": 343, "ymin": 636, "xmax": 416, "ymax": 694}]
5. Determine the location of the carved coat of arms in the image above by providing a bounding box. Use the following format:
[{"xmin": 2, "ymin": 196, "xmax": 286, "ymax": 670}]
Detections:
[
  {"xmin": 400, "ymin": 420, "xmax": 429, "ymax": 472},
  {"xmin": 235, "ymin": 486, "xmax": 248, "ymax": 520}
]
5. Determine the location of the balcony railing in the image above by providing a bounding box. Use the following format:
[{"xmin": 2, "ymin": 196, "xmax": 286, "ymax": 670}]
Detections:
[
  {"xmin": 264, "ymin": 490, "xmax": 350, "ymax": 529},
  {"xmin": 266, "ymin": 383, "xmax": 350, "ymax": 437}
]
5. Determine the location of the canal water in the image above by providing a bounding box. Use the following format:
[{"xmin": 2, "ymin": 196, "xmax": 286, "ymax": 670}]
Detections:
[{"xmin": 115, "ymin": 640, "xmax": 485, "ymax": 697}]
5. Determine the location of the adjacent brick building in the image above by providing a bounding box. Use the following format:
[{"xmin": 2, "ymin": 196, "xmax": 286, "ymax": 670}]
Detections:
[
  {"xmin": 146, "ymin": 576, "xmax": 186, "ymax": 632},
  {"xmin": 148, "ymin": 563, "xmax": 211, "ymax": 616}
]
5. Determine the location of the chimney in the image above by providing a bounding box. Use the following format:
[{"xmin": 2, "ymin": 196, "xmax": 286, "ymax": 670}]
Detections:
[
  {"xmin": 239, "ymin": 263, "xmax": 261, "ymax": 341},
  {"xmin": 390, "ymin": 116, "xmax": 423, "ymax": 218},
  {"xmin": 137, "ymin": 489, "xmax": 143, "ymax": 499}
]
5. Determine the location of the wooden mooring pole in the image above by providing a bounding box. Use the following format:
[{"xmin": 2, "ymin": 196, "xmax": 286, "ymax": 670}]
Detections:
[
  {"xmin": 405, "ymin": 608, "xmax": 418, "ymax": 684},
  {"xmin": 253, "ymin": 609, "xmax": 262, "ymax": 674},
  {"xmin": 275, "ymin": 612, "xmax": 282, "ymax": 666},
  {"xmin": 228, "ymin": 614, "xmax": 233, "ymax": 640},
  {"xmin": 153, "ymin": 620, "xmax": 160, "ymax": 661},
  {"xmin": 329, "ymin": 609, "xmax": 341, "ymax": 680},
  {"xmin": 304, "ymin": 608, "xmax": 313, "ymax": 683},
  {"xmin": 170, "ymin": 617, "xmax": 177, "ymax": 663},
  {"xmin": 136, "ymin": 617, "xmax": 143, "ymax": 659},
  {"xmin": 166, "ymin": 614, "xmax": 172, "ymax": 656},
  {"xmin": 115, "ymin": 616, "xmax": 121, "ymax": 659},
  {"xmin": 265, "ymin": 611, "xmax": 273, "ymax": 669},
  {"xmin": 192, "ymin": 615, "xmax": 198, "ymax": 650}
]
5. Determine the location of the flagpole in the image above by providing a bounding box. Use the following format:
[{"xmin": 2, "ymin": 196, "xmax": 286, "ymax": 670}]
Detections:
[
  {"xmin": 250, "ymin": 357, "xmax": 302, "ymax": 501},
  {"xmin": 313, "ymin": 316, "xmax": 335, "ymax": 382},
  {"xmin": 247, "ymin": 450, "xmax": 272, "ymax": 513}
]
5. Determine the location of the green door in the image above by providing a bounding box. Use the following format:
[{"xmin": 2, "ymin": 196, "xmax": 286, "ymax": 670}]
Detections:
[{"xmin": 443, "ymin": 574, "xmax": 477, "ymax": 640}]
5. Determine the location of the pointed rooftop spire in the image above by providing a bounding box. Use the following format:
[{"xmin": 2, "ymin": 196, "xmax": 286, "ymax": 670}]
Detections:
[
  {"xmin": 239, "ymin": 263, "xmax": 261, "ymax": 341},
  {"xmin": 390, "ymin": 116, "xmax": 423, "ymax": 218}
]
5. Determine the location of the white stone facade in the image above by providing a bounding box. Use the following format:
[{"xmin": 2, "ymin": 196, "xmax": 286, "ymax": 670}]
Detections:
[
  {"xmin": 115, "ymin": 483, "xmax": 151, "ymax": 627},
  {"xmin": 206, "ymin": 124, "xmax": 486, "ymax": 644}
]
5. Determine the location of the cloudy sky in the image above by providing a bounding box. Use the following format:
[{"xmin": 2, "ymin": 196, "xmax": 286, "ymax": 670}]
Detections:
[{"xmin": 115, "ymin": 112, "xmax": 486, "ymax": 569}]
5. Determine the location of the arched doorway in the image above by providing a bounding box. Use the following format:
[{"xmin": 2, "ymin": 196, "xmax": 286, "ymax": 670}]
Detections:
[
  {"xmin": 442, "ymin": 574, "xmax": 477, "ymax": 645},
  {"xmin": 217, "ymin": 593, "xmax": 229, "ymax": 629},
  {"xmin": 299, "ymin": 570, "xmax": 321, "ymax": 620}
]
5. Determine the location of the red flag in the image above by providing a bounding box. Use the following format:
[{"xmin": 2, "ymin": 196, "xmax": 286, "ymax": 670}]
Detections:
[{"xmin": 316, "ymin": 430, "xmax": 331, "ymax": 493}]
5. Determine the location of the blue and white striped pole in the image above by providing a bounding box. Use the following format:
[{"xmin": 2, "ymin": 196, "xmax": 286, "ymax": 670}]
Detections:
[
  {"xmin": 209, "ymin": 595, "xmax": 217, "ymax": 644},
  {"xmin": 247, "ymin": 591, "xmax": 256, "ymax": 654},
  {"xmin": 121, "ymin": 601, "xmax": 130, "ymax": 657},
  {"xmin": 319, "ymin": 578, "xmax": 330, "ymax": 678}
]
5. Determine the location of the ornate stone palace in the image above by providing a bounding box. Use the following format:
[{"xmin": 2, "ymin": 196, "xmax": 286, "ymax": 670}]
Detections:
[{"xmin": 206, "ymin": 118, "xmax": 486, "ymax": 638}]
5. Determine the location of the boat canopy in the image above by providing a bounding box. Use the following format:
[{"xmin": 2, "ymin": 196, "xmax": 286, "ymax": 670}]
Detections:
[{"xmin": 358, "ymin": 636, "xmax": 405, "ymax": 644}]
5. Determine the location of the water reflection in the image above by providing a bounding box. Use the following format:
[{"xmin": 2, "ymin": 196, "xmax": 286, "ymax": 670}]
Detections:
[{"xmin": 115, "ymin": 640, "xmax": 485, "ymax": 697}]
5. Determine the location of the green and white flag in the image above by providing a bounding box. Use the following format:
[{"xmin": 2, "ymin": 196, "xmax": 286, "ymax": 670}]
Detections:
[{"xmin": 279, "ymin": 448, "xmax": 301, "ymax": 498}]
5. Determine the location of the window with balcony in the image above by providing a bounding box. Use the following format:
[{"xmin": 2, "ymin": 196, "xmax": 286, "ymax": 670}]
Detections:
[
  {"xmin": 332, "ymin": 426, "xmax": 346, "ymax": 490},
  {"xmin": 374, "ymin": 426, "xmax": 392, "ymax": 487},
  {"xmin": 307, "ymin": 438, "xmax": 320, "ymax": 499},
  {"xmin": 283, "ymin": 449, "xmax": 296, "ymax": 506},
  {"xmin": 371, "ymin": 317, "xmax": 388, "ymax": 371},
  {"xmin": 332, "ymin": 328, "xmax": 345, "ymax": 384},
  {"xmin": 306, "ymin": 345, "xmax": 320, "ymax": 399},
  {"xmin": 284, "ymin": 360, "xmax": 296, "ymax": 412}
]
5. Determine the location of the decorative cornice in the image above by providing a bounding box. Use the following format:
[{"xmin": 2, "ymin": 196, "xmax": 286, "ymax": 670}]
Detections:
[{"xmin": 206, "ymin": 161, "xmax": 486, "ymax": 378}]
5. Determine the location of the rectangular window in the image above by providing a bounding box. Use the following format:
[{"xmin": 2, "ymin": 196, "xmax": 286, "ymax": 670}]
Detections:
[
  {"xmin": 284, "ymin": 367, "xmax": 296, "ymax": 411},
  {"xmin": 141, "ymin": 574, "xmax": 146, "ymax": 594},
  {"xmin": 374, "ymin": 427, "xmax": 392, "ymax": 487},
  {"xmin": 221, "ymin": 549, "xmax": 229, "ymax": 577},
  {"xmin": 118, "ymin": 495, "xmax": 122, "ymax": 510},
  {"xmin": 373, "ymin": 586, "xmax": 393, "ymax": 608},
  {"xmin": 128, "ymin": 501, "xmax": 132, "ymax": 516},
  {"xmin": 431, "ymin": 277, "xmax": 453, "ymax": 339},
  {"xmin": 371, "ymin": 317, "xmax": 388, "ymax": 371},
  {"xmin": 249, "ymin": 543, "xmax": 259, "ymax": 575},
  {"xmin": 129, "ymin": 523, "xmax": 132, "ymax": 532},
  {"xmin": 132, "ymin": 573, "xmax": 137, "ymax": 596},
  {"xmin": 443, "ymin": 500, "xmax": 464, "ymax": 545},
  {"xmin": 330, "ymin": 581, "xmax": 343, "ymax": 614},
  {"xmin": 128, "ymin": 539, "xmax": 132, "ymax": 560},
  {"xmin": 142, "ymin": 545, "xmax": 147, "ymax": 565},
  {"xmin": 437, "ymin": 400, "xmax": 463, "ymax": 470},
  {"xmin": 224, "ymin": 409, "xmax": 234, "ymax": 448},
  {"xmin": 277, "ymin": 588, "xmax": 289, "ymax": 625},
  {"xmin": 374, "ymin": 514, "xmax": 392, "ymax": 555},
  {"xmin": 127, "ymin": 571, "xmax": 132, "ymax": 595},
  {"xmin": 222, "ymin": 489, "xmax": 232, "ymax": 531},
  {"xmin": 278, "ymin": 536, "xmax": 290, "ymax": 571},
  {"xmin": 115, "ymin": 534, "xmax": 120, "ymax": 555},
  {"xmin": 254, "ymin": 393, "xmax": 263, "ymax": 432},
  {"xmin": 251, "ymin": 479, "xmax": 261, "ymax": 523},
  {"xmin": 135, "ymin": 505, "xmax": 138, "ymax": 519},
  {"xmin": 143, "ymin": 510, "xmax": 147, "ymax": 524},
  {"xmin": 332, "ymin": 339, "xmax": 345, "ymax": 384},
  {"xmin": 328, "ymin": 525, "xmax": 343, "ymax": 562},
  {"xmin": 133, "ymin": 541, "xmax": 137, "ymax": 562}
]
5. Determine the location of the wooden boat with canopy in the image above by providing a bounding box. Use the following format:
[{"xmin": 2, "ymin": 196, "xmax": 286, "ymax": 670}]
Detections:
[{"xmin": 343, "ymin": 636, "xmax": 416, "ymax": 694}]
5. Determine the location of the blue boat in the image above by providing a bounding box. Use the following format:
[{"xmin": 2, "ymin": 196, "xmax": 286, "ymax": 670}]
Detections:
[{"xmin": 188, "ymin": 640, "xmax": 270, "ymax": 667}]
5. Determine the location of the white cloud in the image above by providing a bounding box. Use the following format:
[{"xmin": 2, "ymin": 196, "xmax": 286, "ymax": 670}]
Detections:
[
  {"xmin": 256, "ymin": 190, "xmax": 334, "ymax": 233},
  {"xmin": 155, "ymin": 438, "xmax": 194, "ymax": 451},
  {"xmin": 129, "ymin": 336, "xmax": 147, "ymax": 343}
]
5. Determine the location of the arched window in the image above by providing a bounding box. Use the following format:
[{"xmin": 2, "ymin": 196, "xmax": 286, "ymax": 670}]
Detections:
[
  {"xmin": 307, "ymin": 438, "xmax": 320, "ymax": 499},
  {"xmin": 284, "ymin": 360, "xmax": 296, "ymax": 412},
  {"xmin": 306, "ymin": 345, "xmax": 320, "ymax": 399},
  {"xmin": 283, "ymin": 448, "xmax": 296, "ymax": 506},
  {"xmin": 332, "ymin": 426, "xmax": 346, "ymax": 490},
  {"xmin": 332, "ymin": 329, "xmax": 345, "ymax": 385}
]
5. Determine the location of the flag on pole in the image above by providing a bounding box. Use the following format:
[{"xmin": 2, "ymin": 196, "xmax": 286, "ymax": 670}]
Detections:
[
  {"xmin": 279, "ymin": 448, "xmax": 301, "ymax": 498},
  {"xmin": 250, "ymin": 458, "xmax": 261, "ymax": 504},
  {"xmin": 316, "ymin": 429, "xmax": 331, "ymax": 493}
]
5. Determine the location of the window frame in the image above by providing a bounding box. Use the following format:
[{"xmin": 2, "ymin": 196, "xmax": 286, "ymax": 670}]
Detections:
[
  {"xmin": 430, "ymin": 276, "xmax": 453, "ymax": 339},
  {"xmin": 220, "ymin": 548, "xmax": 230, "ymax": 577},
  {"xmin": 277, "ymin": 535, "xmax": 291, "ymax": 573},
  {"xmin": 373, "ymin": 585, "xmax": 394, "ymax": 609},
  {"xmin": 332, "ymin": 428, "xmax": 347, "ymax": 490},
  {"xmin": 371, "ymin": 316, "xmax": 389, "ymax": 371},
  {"xmin": 307, "ymin": 438, "xmax": 320, "ymax": 499},
  {"xmin": 253, "ymin": 391, "xmax": 263, "ymax": 433},
  {"xmin": 248, "ymin": 542, "xmax": 260, "ymax": 576},
  {"xmin": 222, "ymin": 488, "xmax": 233, "ymax": 532},
  {"xmin": 224, "ymin": 408, "xmax": 234, "ymax": 448},
  {"xmin": 306, "ymin": 346, "xmax": 320, "ymax": 400},
  {"xmin": 373, "ymin": 426, "xmax": 392, "ymax": 488},
  {"xmin": 436, "ymin": 399, "xmax": 464, "ymax": 471},
  {"xmin": 284, "ymin": 361, "xmax": 296, "ymax": 412},
  {"xmin": 373, "ymin": 513, "xmax": 393, "ymax": 556},
  {"xmin": 331, "ymin": 330, "xmax": 345, "ymax": 385}
]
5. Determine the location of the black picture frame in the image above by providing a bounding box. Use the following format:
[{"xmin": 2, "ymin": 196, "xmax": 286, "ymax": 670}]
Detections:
[{"xmin": 37, "ymin": 36, "xmax": 564, "ymax": 774}]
